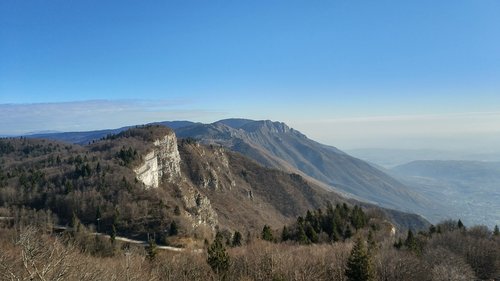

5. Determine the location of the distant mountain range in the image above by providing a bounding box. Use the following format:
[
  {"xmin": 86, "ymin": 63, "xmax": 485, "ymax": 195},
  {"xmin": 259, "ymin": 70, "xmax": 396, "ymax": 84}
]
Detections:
[
  {"xmin": 23, "ymin": 119, "xmax": 443, "ymax": 223},
  {"xmin": 25, "ymin": 121, "xmax": 197, "ymax": 144},
  {"xmin": 348, "ymin": 148, "xmax": 500, "ymax": 168}
]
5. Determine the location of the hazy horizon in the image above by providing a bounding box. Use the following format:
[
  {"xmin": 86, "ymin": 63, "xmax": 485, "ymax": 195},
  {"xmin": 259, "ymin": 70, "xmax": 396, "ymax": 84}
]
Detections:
[{"xmin": 2, "ymin": 105, "xmax": 500, "ymax": 154}]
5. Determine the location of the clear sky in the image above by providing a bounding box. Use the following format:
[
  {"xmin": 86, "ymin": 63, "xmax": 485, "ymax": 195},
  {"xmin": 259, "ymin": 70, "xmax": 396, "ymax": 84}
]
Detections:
[{"xmin": 1, "ymin": 0, "xmax": 500, "ymax": 151}]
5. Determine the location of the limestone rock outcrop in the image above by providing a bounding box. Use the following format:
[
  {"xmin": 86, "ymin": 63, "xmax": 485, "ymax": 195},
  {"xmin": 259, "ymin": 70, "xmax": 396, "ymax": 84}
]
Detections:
[
  {"xmin": 134, "ymin": 131, "xmax": 218, "ymax": 230},
  {"xmin": 134, "ymin": 132, "xmax": 181, "ymax": 188}
]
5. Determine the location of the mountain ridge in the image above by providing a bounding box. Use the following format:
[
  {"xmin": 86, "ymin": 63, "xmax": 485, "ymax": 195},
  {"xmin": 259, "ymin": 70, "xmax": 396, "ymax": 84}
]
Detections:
[
  {"xmin": 21, "ymin": 118, "xmax": 441, "ymax": 223},
  {"xmin": 0, "ymin": 126, "xmax": 429, "ymax": 241},
  {"xmin": 175, "ymin": 119, "xmax": 441, "ymax": 221}
]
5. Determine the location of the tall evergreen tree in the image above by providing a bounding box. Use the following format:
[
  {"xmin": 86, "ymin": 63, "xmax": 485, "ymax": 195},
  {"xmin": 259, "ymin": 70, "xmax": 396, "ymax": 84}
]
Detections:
[
  {"xmin": 323, "ymin": 217, "xmax": 335, "ymax": 238},
  {"xmin": 146, "ymin": 238, "xmax": 157, "ymax": 261},
  {"xmin": 207, "ymin": 234, "xmax": 230, "ymax": 277},
  {"xmin": 261, "ymin": 225, "xmax": 274, "ymax": 242},
  {"xmin": 404, "ymin": 230, "xmax": 418, "ymax": 252},
  {"xmin": 429, "ymin": 224, "xmax": 437, "ymax": 235},
  {"xmin": 326, "ymin": 201, "xmax": 335, "ymax": 217},
  {"xmin": 331, "ymin": 228, "xmax": 340, "ymax": 242},
  {"xmin": 110, "ymin": 224, "xmax": 117, "ymax": 244},
  {"xmin": 281, "ymin": 226, "xmax": 290, "ymax": 242},
  {"xmin": 367, "ymin": 230, "xmax": 377, "ymax": 254},
  {"xmin": 342, "ymin": 203, "xmax": 350, "ymax": 217},
  {"xmin": 345, "ymin": 237, "xmax": 374, "ymax": 281},
  {"xmin": 232, "ymin": 231, "xmax": 242, "ymax": 247},
  {"xmin": 305, "ymin": 224, "xmax": 319, "ymax": 243},
  {"xmin": 494, "ymin": 225, "xmax": 500, "ymax": 236},
  {"xmin": 351, "ymin": 205, "xmax": 367, "ymax": 230},
  {"xmin": 296, "ymin": 224, "xmax": 309, "ymax": 244},
  {"xmin": 344, "ymin": 225, "xmax": 353, "ymax": 239},
  {"xmin": 297, "ymin": 216, "xmax": 304, "ymax": 226},
  {"xmin": 305, "ymin": 210, "xmax": 314, "ymax": 224},
  {"xmin": 169, "ymin": 221, "xmax": 178, "ymax": 236}
]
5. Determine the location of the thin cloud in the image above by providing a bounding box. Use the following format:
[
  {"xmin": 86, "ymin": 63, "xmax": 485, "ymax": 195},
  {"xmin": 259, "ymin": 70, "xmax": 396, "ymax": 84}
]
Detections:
[{"xmin": 0, "ymin": 100, "xmax": 223, "ymax": 135}]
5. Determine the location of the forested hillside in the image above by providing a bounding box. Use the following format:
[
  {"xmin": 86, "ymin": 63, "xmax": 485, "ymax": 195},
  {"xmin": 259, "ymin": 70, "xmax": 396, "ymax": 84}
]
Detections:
[{"xmin": 2, "ymin": 126, "xmax": 496, "ymax": 280}]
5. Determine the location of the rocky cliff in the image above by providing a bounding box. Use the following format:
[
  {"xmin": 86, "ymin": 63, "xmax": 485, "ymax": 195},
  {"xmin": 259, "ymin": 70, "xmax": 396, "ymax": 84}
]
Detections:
[
  {"xmin": 134, "ymin": 131, "xmax": 218, "ymax": 230},
  {"xmin": 134, "ymin": 132, "xmax": 181, "ymax": 188}
]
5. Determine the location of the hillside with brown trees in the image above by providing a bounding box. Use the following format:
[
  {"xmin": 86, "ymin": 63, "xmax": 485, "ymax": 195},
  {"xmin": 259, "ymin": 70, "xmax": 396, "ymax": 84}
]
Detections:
[{"xmin": 0, "ymin": 126, "xmax": 427, "ymax": 246}]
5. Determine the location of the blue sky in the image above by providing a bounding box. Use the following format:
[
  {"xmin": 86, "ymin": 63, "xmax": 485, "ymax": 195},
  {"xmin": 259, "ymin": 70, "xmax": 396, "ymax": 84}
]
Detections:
[{"xmin": 1, "ymin": 1, "xmax": 500, "ymax": 150}]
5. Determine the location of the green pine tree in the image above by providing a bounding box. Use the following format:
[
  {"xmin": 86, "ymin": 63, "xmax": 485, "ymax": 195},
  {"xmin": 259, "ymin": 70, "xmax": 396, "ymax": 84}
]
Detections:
[
  {"xmin": 232, "ymin": 231, "xmax": 242, "ymax": 247},
  {"xmin": 281, "ymin": 226, "xmax": 290, "ymax": 242},
  {"xmin": 404, "ymin": 230, "xmax": 418, "ymax": 252},
  {"xmin": 331, "ymin": 228, "xmax": 340, "ymax": 242},
  {"xmin": 110, "ymin": 224, "xmax": 117, "ymax": 244},
  {"xmin": 345, "ymin": 237, "xmax": 374, "ymax": 281},
  {"xmin": 429, "ymin": 224, "xmax": 436, "ymax": 235},
  {"xmin": 297, "ymin": 224, "xmax": 309, "ymax": 244},
  {"xmin": 146, "ymin": 238, "xmax": 158, "ymax": 261},
  {"xmin": 305, "ymin": 224, "xmax": 319, "ymax": 243},
  {"xmin": 367, "ymin": 230, "xmax": 377, "ymax": 254},
  {"xmin": 351, "ymin": 205, "xmax": 367, "ymax": 230},
  {"xmin": 261, "ymin": 225, "xmax": 274, "ymax": 242},
  {"xmin": 494, "ymin": 225, "xmax": 499, "ymax": 236},
  {"xmin": 305, "ymin": 210, "xmax": 314, "ymax": 224},
  {"xmin": 344, "ymin": 225, "xmax": 353, "ymax": 239},
  {"xmin": 169, "ymin": 221, "xmax": 178, "ymax": 236},
  {"xmin": 207, "ymin": 234, "xmax": 230, "ymax": 276}
]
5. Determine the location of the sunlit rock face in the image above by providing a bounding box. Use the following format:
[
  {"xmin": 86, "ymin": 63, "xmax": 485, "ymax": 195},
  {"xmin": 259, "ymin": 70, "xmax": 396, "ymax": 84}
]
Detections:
[
  {"xmin": 134, "ymin": 132, "xmax": 218, "ymax": 230},
  {"xmin": 135, "ymin": 132, "xmax": 181, "ymax": 188}
]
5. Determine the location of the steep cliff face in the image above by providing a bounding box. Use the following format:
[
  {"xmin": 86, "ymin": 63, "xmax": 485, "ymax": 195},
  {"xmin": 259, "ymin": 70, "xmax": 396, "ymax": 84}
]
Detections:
[
  {"xmin": 134, "ymin": 132, "xmax": 218, "ymax": 230},
  {"xmin": 134, "ymin": 132, "xmax": 181, "ymax": 188}
]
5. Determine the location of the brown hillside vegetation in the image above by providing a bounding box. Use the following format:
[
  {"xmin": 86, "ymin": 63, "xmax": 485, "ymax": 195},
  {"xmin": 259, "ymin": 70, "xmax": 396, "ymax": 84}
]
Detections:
[
  {"xmin": 178, "ymin": 139, "xmax": 343, "ymax": 231},
  {"xmin": 0, "ymin": 125, "xmax": 426, "ymax": 248},
  {"xmin": 175, "ymin": 119, "xmax": 440, "ymax": 222},
  {"xmin": 0, "ymin": 216, "xmax": 498, "ymax": 281},
  {"xmin": 0, "ymin": 126, "xmax": 183, "ymax": 243}
]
